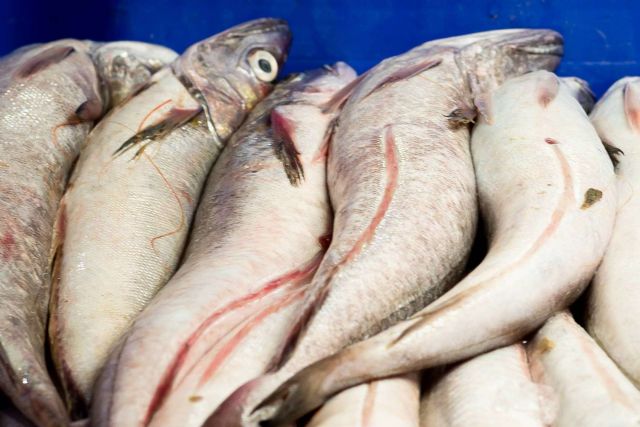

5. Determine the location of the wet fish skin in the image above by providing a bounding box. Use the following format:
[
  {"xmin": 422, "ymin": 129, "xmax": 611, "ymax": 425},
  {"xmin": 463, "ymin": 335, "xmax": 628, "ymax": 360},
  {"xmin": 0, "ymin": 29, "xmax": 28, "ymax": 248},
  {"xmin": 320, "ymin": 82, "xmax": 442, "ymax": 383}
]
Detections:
[
  {"xmin": 251, "ymin": 70, "xmax": 616, "ymax": 424},
  {"xmin": 529, "ymin": 311, "xmax": 640, "ymax": 426},
  {"xmin": 92, "ymin": 41, "xmax": 178, "ymax": 108},
  {"xmin": 50, "ymin": 19, "xmax": 291, "ymax": 419},
  {"xmin": 141, "ymin": 64, "xmax": 356, "ymax": 427},
  {"xmin": 586, "ymin": 77, "xmax": 640, "ymax": 387},
  {"xmin": 208, "ymin": 29, "xmax": 563, "ymax": 427},
  {"xmin": 308, "ymin": 374, "xmax": 420, "ymax": 427},
  {"xmin": 0, "ymin": 39, "xmax": 105, "ymax": 427},
  {"xmin": 420, "ymin": 344, "xmax": 552, "ymax": 427}
]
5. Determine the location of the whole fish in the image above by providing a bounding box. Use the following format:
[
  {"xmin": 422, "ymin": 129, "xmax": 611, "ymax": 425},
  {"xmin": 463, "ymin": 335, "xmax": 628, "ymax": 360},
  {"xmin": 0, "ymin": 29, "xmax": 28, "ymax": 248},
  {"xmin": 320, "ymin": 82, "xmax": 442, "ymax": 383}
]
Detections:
[
  {"xmin": 89, "ymin": 63, "xmax": 351, "ymax": 427},
  {"xmin": 308, "ymin": 374, "xmax": 420, "ymax": 427},
  {"xmin": 0, "ymin": 38, "xmax": 173, "ymax": 427},
  {"xmin": 249, "ymin": 70, "xmax": 616, "ymax": 424},
  {"xmin": 92, "ymin": 41, "xmax": 178, "ymax": 107},
  {"xmin": 209, "ymin": 29, "xmax": 564, "ymax": 426},
  {"xmin": 586, "ymin": 77, "xmax": 640, "ymax": 386},
  {"xmin": 529, "ymin": 311, "xmax": 640, "ymax": 426},
  {"xmin": 49, "ymin": 19, "xmax": 291, "ymax": 417},
  {"xmin": 420, "ymin": 344, "xmax": 552, "ymax": 427}
]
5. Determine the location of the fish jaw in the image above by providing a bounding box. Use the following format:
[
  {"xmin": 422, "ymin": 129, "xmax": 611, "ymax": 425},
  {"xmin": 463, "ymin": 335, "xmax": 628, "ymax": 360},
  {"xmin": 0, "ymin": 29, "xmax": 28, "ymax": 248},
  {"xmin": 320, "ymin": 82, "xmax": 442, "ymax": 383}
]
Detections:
[{"xmin": 586, "ymin": 77, "xmax": 640, "ymax": 387}]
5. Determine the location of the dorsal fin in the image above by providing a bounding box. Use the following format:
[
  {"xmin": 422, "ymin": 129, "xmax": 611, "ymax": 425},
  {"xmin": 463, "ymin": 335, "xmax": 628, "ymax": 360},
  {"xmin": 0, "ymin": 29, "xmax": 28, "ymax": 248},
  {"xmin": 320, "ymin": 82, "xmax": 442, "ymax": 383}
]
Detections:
[
  {"xmin": 537, "ymin": 72, "xmax": 560, "ymax": 107},
  {"xmin": 624, "ymin": 80, "xmax": 640, "ymax": 133},
  {"xmin": 271, "ymin": 107, "xmax": 304, "ymax": 186},
  {"xmin": 17, "ymin": 45, "xmax": 76, "ymax": 78},
  {"xmin": 360, "ymin": 57, "xmax": 442, "ymax": 100}
]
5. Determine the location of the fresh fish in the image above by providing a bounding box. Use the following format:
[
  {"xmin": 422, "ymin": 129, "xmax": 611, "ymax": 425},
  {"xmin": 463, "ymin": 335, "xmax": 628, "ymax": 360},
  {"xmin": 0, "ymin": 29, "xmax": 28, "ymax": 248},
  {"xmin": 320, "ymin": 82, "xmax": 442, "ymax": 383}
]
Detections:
[
  {"xmin": 249, "ymin": 70, "xmax": 616, "ymax": 425},
  {"xmin": 529, "ymin": 311, "xmax": 640, "ymax": 426},
  {"xmin": 49, "ymin": 19, "xmax": 291, "ymax": 417},
  {"xmin": 308, "ymin": 374, "xmax": 420, "ymax": 427},
  {"xmin": 209, "ymin": 29, "xmax": 564, "ymax": 427},
  {"xmin": 0, "ymin": 39, "xmax": 104, "ymax": 427},
  {"xmin": 88, "ymin": 62, "xmax": 349, "ymax": 427},
  {"xmin": 586, "ymin": 77, "xmax": 640, "ymax": 386},
  {"xmin": 420, "ymin": 344, "xmax": 552, "ymax": 427},
  {"xmin": 92, "ymin": 41, "xmax": 178, "ymax": 107}
]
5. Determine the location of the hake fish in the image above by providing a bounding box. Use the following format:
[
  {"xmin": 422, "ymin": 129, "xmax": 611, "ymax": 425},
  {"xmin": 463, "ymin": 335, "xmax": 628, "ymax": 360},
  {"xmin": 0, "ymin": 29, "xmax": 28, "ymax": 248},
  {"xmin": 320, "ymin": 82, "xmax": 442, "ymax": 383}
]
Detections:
[
  {"xmin": 250, "ymin": 70, "xmax": 616, "ymax": 425},
  {"xmin": 89, "ymin": 62, "xmax": 352, "ymax": 427},
  {"xmin": 586, "ymin": 77, "xmax": 640, "ymax": 387},
  {"xmin": 209, "ymin": 29, "xmax": 564, "ymax": 427},
  {"xmin": 0, "ymin": 39, "xmax": 173, "ymax": 427},
  {"xmin": 49, "ymin": 19, "xmax": 291, "ymax": 417},
  {"xmin": 529, "ymin": 311, "xmax": 640, "ymax": 426},
  {"xmin": 420, "ymin": 344, "xmax": 552, "ymax": 427}
]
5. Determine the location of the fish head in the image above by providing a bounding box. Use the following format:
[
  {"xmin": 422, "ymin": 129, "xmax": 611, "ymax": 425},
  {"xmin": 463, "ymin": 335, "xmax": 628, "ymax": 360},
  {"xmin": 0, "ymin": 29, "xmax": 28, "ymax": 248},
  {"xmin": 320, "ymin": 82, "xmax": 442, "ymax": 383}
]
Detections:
[
  {"xmin": 93, "ymin": 41, "xmax": 178, "ymax": 108},
  {"xmin": 455, "ymin": 29, "xmax": 563, "ymax": 101},
  {"xmin": 174, "ymin": 18, "xmax": 292, "ymax": 141}
]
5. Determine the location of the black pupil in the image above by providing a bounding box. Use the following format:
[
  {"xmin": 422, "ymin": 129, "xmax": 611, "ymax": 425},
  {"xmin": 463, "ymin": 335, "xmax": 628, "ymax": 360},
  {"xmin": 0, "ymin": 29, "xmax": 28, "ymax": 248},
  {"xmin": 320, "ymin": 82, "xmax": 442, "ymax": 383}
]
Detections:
[{"xmin": 258, "ymin": 58, "xmax": 272, "ymax": 73}]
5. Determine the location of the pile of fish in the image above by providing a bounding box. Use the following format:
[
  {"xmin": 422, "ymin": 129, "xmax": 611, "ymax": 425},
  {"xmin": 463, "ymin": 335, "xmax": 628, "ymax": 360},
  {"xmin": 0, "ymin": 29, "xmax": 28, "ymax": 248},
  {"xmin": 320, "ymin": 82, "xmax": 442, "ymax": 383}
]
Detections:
[{"xmin": 0, "ymin": 17, "xmax": 638, "ymax": 427}]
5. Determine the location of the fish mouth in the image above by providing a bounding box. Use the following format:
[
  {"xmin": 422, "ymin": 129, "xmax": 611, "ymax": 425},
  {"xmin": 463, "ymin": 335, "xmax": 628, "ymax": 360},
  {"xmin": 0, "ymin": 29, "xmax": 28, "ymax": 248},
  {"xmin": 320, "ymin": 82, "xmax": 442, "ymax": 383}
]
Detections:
[
  {"xmin": 511, "ymin": 30, "xmax": 564, "ymax": 57},
  {"xmin": 515, "ymin": 43, "xmax": 564, "ymax": 57}
]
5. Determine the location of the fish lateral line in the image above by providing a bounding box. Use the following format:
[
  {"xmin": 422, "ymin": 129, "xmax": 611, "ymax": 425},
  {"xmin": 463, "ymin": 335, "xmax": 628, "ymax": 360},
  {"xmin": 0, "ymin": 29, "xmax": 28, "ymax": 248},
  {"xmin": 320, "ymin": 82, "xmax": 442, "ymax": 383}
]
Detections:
[
  {"xmin": 143, "ymin": 251, "xmax": 326, "ymax": 425},
  {"xmin": 389, "ymin": 140, "xmax": 576, "ymax": 346}
]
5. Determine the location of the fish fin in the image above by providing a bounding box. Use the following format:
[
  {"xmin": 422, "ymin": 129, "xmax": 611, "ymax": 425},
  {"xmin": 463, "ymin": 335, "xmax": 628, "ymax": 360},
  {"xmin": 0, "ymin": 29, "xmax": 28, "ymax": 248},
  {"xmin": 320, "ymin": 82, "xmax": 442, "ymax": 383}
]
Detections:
[
  {"xmin": 445, "ymin": 105, "xmax": 477, "ymax": 127},
  {"xmin": 362, "ymin": 57, "xmax": 442, "ymax": 100},
  {"xmin": 601, "ymin": 139, "xmax": 624, "ymax": 168},
  {"xmin": 474, "ymin": 93, "xmax": 493, "ymax": 124},
  {"xmin": 624, "ymin": 80, "xmax": 640, "ymax": 133},
  {"xmin": 112, "ymin": 106, "xmax": 200, "ymax": 157},
  {"xmin": 271, "ymin": 107, "xmax": 304, "ymax": 186},
  {"xmin": 537, "ymin": 72, "xmax": 560, "ymax": 107},
  {"xmin": 321, "ymin": 72, "xmax": 368, "ymax": 114},
  {"xmin": 17, "ymin": 45, "xmax": 76, "ymax": 78}
]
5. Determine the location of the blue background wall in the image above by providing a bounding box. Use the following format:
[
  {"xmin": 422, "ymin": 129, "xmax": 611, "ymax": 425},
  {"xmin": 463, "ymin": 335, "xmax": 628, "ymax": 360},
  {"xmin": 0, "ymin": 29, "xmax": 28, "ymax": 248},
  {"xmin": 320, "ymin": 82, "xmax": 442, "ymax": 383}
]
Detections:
[{"xmin": 1, "ymin": 0, "xmax": 638, "ymax": 95}]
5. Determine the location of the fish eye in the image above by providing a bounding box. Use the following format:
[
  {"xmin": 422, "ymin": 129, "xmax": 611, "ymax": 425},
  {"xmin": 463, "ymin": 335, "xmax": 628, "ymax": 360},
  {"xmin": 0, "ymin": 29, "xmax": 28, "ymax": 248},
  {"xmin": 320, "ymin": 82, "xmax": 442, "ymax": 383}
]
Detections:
[{"xmin": 248, "ymin": 50, "xmax": 278, "ymax": 82}]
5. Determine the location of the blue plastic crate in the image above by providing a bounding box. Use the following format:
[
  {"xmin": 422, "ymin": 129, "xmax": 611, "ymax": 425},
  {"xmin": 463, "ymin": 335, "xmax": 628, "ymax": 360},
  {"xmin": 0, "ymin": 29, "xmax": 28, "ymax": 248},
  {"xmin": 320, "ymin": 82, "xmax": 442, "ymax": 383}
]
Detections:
[{"xmin": 1, "ymin": 0, "xmax": 638, "ymax": 95}]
